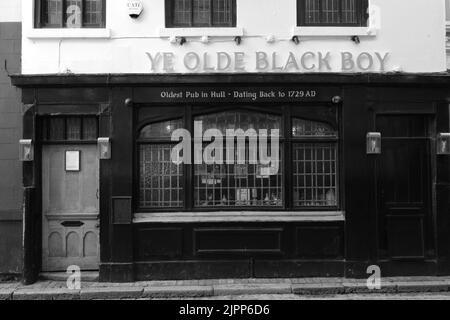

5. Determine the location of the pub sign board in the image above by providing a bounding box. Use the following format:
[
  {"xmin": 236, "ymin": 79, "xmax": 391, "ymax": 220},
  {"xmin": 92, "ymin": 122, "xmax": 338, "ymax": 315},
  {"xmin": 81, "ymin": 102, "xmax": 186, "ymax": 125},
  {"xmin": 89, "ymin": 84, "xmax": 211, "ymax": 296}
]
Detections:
[{"xmin": 134, "ymin": 86, "xmax": 342, "ymax": 104}]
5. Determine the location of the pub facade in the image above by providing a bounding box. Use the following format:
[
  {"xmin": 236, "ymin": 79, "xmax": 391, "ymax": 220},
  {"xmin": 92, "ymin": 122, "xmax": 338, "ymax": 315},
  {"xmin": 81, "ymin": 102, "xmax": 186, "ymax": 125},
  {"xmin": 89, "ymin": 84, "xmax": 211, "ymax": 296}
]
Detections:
[{"xmin": 12, "ymin": 0, "xmax": 450, "ymax": 283}]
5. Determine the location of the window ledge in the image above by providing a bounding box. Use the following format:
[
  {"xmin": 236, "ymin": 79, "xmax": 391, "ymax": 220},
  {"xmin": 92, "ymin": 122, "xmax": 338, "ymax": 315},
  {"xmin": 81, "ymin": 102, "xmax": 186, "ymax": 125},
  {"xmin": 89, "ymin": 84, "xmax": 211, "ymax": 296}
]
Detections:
[
  {"xmin": 292, "ymin": 26, "xmax": 376, "ymax": 37},
  {"xmin": 159, "ymin": 27, "xmax": 244, "ymax": 38},
  {"xmin": 133, "ymin": 211, "xmax": 345, "ymax": 223},
  {"xmin": 26, "ymin": 28, "xmax": 111, "ymax": 39}
]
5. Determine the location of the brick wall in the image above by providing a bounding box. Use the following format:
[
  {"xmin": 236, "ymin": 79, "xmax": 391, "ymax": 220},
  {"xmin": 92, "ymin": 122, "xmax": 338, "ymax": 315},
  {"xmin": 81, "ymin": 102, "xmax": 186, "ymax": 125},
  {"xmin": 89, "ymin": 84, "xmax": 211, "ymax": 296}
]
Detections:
[{"xmin": 0, "ymin": 22, "xmax": 23, "ymax": 275}]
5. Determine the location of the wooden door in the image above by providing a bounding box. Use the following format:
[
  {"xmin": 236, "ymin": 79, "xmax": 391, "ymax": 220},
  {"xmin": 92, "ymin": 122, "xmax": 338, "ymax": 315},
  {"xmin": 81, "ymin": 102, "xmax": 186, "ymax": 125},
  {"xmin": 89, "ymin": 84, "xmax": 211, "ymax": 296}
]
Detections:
[
  {"xmin": 376, "ymin": 115, "xmax": 433, "ymax": 260},
  {"xmin": 42, "ymin": 145, "xmax": 99, "ymax": 271}
]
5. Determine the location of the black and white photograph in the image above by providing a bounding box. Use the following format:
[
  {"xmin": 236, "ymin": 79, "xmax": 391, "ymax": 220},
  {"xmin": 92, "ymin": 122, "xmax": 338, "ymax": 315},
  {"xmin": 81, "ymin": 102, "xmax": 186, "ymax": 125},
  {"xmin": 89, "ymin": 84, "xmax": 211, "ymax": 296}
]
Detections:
[{"xmin": 1, "ymin": 0, "xmax": 450, "ymax": 309}]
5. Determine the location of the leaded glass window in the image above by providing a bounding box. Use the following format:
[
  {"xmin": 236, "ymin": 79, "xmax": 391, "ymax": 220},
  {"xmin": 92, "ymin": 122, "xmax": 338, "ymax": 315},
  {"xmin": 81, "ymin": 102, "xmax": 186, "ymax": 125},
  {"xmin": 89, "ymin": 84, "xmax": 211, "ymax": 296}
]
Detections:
[
  {"xmin": 136, "ymin": 108, "xmax": 340, "ymax": 212},
  {"xmin": 292, "ymin": 118, "xmax": 338, "ymax": 208},
  {"xmin": 194, "ymin": 111, "xmax": 283, "ymax": 208},
  {"xmin": 138, "ymin": 120, "xmax": 184, "ymax": 209}
]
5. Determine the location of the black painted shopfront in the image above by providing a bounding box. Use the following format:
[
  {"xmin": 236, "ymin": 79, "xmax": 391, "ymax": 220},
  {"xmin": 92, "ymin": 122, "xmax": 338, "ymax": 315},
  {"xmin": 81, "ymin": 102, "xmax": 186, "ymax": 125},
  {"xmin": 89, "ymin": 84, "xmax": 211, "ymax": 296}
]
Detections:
[{"xmin": 11, "ymin": 73, "xmax": 450, "ymax": 283}]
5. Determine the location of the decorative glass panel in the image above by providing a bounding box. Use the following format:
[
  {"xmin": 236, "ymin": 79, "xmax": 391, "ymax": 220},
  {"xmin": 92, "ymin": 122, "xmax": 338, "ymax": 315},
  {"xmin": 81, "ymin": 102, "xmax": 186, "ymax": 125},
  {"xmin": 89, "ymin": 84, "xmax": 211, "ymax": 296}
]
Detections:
[
  {"xmin": 292, "ymin": 118, "xmax": 336, "ymax": 137},
  {"xmin": 139, "ymin": 119, "xmax": 183, "ymax": 140},
  {"xmin": 293, "ymin": 143, "xmax": 338, "ymax": 207},
  {"xmin": 140, "ymin": 144, "xmax": 183, "ymax": 208},
  {"xmin": 66, "ymin": 117, "xmax": 81, "ymax": 140},
  {"xmin": 196, "ymin": 111, "xmax": 282, "ymax": 135}
]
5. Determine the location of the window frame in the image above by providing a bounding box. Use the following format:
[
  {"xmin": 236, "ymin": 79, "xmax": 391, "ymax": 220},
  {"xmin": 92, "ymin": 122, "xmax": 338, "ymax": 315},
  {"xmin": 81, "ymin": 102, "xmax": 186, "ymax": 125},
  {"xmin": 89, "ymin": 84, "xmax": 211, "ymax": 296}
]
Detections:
[
  {"xmin": 135, "ymin": 105, "xmax": 341, "ymax": 213},
  {"xmin": 297, "ymin": 0, "xmax": 369, "ymax": 27},
  {"xmin": 35, "ymin": 0, "xmax": 106, "ymax": 29},
  {"xmin": 165, "ymin": 0, "xmax": 237, "ymax": 28}
]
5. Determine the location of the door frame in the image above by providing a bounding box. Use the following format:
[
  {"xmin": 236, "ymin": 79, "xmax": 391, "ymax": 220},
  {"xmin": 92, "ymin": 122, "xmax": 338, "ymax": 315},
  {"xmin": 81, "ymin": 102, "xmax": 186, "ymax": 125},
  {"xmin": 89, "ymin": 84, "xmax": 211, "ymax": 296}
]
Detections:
[{"xmin": 372, "ymin": 111, "xmax": 437, "ymax": 262}]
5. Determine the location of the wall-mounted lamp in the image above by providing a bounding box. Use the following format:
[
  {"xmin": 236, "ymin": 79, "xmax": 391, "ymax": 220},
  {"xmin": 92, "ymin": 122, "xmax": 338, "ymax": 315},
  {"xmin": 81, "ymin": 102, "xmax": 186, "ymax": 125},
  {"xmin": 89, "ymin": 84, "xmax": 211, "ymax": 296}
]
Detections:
[
  {"xmin": 234, "ymin": 36, "xmax": 241, "ymax": 45},
  {"xmin": 98, "ymin": 138, "xmax": 111, "ymax": 160},
  {"xmin": 291, "ymin": 36, "xmax": 300, "ymax": 45},
  {"xmin": 366, "ymin": 132, "xmax": 381, "ymax": 154},
  {"xmin": 179, "ymin": 37, "xmax": 187, "ymax": 46},
  {"xmin": 351, "ymin": 35, "xmax": 360, "ymax": 44},
  {"xmin": 437, "ymin": 133, "xmax": 450, "ymax": 155},
  {"xmin": 19, "ymin": 139, "xmax": 34, "ymax": 162}
]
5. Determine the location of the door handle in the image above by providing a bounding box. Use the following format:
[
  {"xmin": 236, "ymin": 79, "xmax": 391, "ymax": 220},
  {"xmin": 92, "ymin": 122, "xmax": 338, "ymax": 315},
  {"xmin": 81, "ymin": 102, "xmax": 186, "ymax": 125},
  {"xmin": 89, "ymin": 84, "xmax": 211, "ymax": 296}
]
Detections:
[{"xmin": 96, "ymin": 189, "xmax": 99, "ymax": 200}]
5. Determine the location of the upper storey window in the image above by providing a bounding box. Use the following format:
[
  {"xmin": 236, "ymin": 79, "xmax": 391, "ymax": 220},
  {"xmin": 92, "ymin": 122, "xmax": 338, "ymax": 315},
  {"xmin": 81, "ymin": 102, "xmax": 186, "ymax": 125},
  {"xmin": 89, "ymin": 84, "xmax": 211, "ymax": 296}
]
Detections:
[
  {"xmin": 165, "ymin": 0, "xmax": 236, "ymax": 27},
  {"xmin": 35, "ymin": 0, "xmax": 105, "ymax": 28},
  {"xmin": 297, "ymin": 0, "xmax": 368, "ymax": 26}
]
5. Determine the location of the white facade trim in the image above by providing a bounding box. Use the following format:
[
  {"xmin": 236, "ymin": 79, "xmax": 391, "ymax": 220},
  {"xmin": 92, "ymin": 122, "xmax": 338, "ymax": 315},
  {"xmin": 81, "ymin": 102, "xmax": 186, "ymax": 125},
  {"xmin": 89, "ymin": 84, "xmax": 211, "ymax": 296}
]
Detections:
[
  {"xmin": 159, "ymin": 27, "xmax": 244, "ymax": 38},
  {"xmin": 26, "ymin": 28, "xmax": 112, "ymax": 39},
  {"xmin": 292, "ymin": 27, "xmax": 377, "ymax": 37}
]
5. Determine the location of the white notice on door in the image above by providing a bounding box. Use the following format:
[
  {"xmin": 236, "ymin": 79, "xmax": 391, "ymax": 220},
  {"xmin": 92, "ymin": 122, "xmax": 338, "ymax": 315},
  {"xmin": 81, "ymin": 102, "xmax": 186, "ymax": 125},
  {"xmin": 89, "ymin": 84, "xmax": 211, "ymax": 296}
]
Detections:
[{"xmin": 65, "ymin": 150, "xmax": 80, "ymax": 172}]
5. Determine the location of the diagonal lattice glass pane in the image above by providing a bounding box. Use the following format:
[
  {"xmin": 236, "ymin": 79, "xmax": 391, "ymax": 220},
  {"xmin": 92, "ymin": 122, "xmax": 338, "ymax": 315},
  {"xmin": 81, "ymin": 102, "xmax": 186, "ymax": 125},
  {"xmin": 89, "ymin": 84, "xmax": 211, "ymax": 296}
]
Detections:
[{"xmin": 140, "ymin": 144, "xmax": 184, "ymax": 208}]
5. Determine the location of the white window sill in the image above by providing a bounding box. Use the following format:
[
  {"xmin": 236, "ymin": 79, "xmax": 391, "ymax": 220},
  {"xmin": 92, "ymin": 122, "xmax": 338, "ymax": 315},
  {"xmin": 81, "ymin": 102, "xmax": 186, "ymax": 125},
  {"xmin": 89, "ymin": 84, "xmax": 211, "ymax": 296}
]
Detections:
[
  {"xmin": 159, "ymin": 27, "xmax": 244, "ymax": 38},
  {"xmin": 292, "ymin": 26, "xmax": 376, "ymax": 37},
  {"xmin": 26, "ymin": 28, "xmax": 111, "ymax": 39},
  {"xmin": 133, "ymin": 211, "xmax": 345, "ymax": 223}
]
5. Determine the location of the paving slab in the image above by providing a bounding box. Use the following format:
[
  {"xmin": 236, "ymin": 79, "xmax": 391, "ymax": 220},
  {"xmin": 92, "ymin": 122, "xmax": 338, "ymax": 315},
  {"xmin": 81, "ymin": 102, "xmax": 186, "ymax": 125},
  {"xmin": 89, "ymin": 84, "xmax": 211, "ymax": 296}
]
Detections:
[
  {"xmin": 395, "ymin": 281, "xmax": 450, "ymax": 293},
  {"xmin": 143, "ymin": 286, "xmax": 214, "ymax": 298},
  {"xmin": 13, "ymin": 288, "xmax": 80, "ymax": 300},
  {"xmin": 80, "ymin": 286, "xmax": 144, "ymax": 300},
  {"xmin": 214, "ymin": 283, "xmax": 292, "ymax": 296},
  {"xmin": 292, "ymin": 283, "xmax": 345, "ymax": 295}
]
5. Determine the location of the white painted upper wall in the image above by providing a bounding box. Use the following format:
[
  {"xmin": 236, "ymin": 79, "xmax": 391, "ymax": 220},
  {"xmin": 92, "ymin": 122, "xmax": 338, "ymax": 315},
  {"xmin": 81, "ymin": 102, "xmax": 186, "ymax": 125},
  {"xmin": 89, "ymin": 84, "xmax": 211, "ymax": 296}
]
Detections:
[
  {"xmin": 21, "ymin": 0, "xmax": 447, "ymax": 74},
  {"xmin": 0, "ymin": 0, "xmax": 21, "ymax": 22}
]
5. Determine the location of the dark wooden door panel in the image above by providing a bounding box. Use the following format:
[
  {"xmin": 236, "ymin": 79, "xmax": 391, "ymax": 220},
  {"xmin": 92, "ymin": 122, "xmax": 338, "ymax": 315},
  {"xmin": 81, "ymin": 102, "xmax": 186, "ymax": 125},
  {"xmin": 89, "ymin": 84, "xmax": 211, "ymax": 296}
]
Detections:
[{"xmin": 376, "ymin": 115, "xmax": 432, "ymax": 260}]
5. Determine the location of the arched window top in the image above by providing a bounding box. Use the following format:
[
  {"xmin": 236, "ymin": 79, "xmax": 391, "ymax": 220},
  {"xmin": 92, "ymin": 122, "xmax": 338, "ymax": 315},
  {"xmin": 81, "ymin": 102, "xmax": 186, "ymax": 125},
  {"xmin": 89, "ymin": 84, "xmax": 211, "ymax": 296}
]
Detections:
[
  {"xmin": 292, "ymin": 118, "xmax": 336, "ymax": 137},
  {"xmin": 139, "ymin": 119, "xmax": 183, "ymax": 139},
  {"xmin": 195, "ymin": 111, "xmax": 282, "ymax": 135}
]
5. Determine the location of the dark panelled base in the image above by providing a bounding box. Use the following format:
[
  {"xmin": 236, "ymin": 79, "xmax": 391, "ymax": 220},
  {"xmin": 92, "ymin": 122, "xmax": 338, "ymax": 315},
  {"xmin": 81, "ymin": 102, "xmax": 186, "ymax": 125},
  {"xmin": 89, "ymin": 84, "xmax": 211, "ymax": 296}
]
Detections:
[
  {"xmin": 133, "ymin": 260, "xmax": 346, "ymax": 280},
  {"xmin": 254, "ymin": 260, "xmax": 345, "ymax": 278},
  {"xmin": 100, "ymin": 263, "xmax": 134, "ymax": 282},
  {"xmin": 438, "ymin": 259, "xmax": 450, "ymax": 276},
  {"xmin": 134, "ymin": 261, "xmax": 252, "ymax": 281},
  {"xmin": 378, "ymin": 260, "xmax": 438, "ymax": 277}
]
